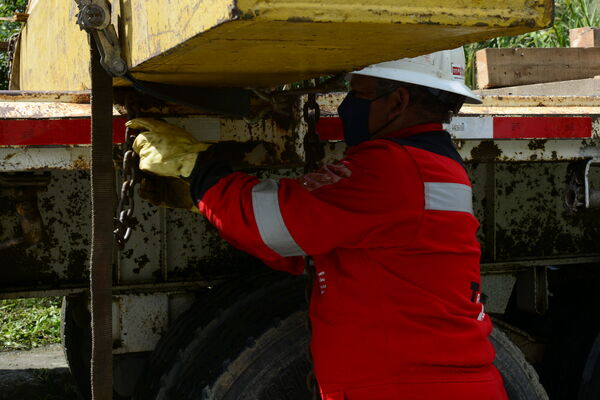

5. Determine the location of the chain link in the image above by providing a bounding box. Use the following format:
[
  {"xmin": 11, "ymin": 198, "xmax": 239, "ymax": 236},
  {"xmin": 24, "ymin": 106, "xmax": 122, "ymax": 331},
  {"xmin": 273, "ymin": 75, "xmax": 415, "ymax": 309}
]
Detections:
[
  {"xmin": 302, "ymin": 83, "xmax": 322, "ymax": 400},
  {"xmin": 113, "ymin": 127, "xmax": 141, "ymax": 249},
  {"xmin": 302, "ymin": 91, "xmax": 322, "ymax": 174}
]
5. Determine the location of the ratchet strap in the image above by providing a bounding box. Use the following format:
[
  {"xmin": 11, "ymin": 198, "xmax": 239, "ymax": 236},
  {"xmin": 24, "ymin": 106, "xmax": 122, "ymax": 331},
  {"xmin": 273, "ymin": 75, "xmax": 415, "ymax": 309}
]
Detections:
[{"xmin": 89, "ymin": 35, "xmax": 114, "ymax": 400}]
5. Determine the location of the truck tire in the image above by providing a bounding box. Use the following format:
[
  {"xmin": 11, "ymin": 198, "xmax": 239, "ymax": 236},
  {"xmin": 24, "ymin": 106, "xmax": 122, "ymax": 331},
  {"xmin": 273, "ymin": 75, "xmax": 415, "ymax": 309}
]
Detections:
[
  {"xmin": 62, "ymin": 295, "xmax": 143, "ymax": 399},
  {"xmin": 578, "ymin": 331, "xmax": 600, "ymax": 399},
  {"xmin": 61, "ymin": 295, "xmax": 92, "ymax": 400},
  {"xmin": 489, "ymin": 327, "xmax": 549, "ymax": 400},
  {"xmin": 132, "ymin": 272, "xmax": 308, "ymax": 400},
  {"xmin": 135, "ymin": 277, "xmax": 548, "ymax": 400}
]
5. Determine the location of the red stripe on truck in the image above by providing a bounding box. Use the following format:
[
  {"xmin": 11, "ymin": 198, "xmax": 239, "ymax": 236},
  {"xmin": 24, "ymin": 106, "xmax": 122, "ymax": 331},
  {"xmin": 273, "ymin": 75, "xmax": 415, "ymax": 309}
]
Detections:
[
  {"xmin": 0, "ymin": 118, "xmax": 127, "ymax": 145},
  {"xmin": 493, "ymin": 117, "xmax": 592, "ymax": 139},
  {"xmin": 317, "ymin": 116, "xmax": 594, "ymax": 140}
]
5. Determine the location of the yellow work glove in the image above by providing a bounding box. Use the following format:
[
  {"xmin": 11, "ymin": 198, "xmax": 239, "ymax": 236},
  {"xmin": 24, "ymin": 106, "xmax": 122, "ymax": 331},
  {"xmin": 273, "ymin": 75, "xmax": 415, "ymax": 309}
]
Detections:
[{"xmin": 128, "ymin": 118, "xmax": 212, "ymax": 178}]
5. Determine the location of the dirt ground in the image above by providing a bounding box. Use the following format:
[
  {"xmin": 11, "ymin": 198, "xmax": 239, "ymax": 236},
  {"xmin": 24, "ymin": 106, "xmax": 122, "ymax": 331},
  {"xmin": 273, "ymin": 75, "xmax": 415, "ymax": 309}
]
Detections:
[{"xmin": 0, "ymin": 344, "xmax": 80, "ymax": 400}]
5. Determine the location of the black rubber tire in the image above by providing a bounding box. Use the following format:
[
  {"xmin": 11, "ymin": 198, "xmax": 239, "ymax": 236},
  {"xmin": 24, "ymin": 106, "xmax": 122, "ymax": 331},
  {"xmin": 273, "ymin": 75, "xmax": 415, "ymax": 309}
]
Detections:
[
  {"xmin": 61, "ymin": 295, "xmax": 133, "ymax": 400},
  {"xmin": 578, "ymin": 331, "xmax": 600, "ymax": 400},
  {"xmin": 201, "ymin": 318, "xmax": 549, "ymax": 400},
  {"xmin": 135, "ymin": 275, "xmax": 549, "ymax": 400},
  {"xmin": 490, "ymin": 327, "xmax": 549, "ymax": 399},
  {"xmin": 132, "ymin": 272, "xmax": 308, "ymax": 400},
  {"xmin": 204, "ymin": 310, "xmax": 311, "ymax": 400},
  {"xmin": 542, "ymin": 308, "xmax": 600, "ymax": 399},
  {"xmin": 61, "ymin": 295, "xmax": 92, "ymax": 400}
]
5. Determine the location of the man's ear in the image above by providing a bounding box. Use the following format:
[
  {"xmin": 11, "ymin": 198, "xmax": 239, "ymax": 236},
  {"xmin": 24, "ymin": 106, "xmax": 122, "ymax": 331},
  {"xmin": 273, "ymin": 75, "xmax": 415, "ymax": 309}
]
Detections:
[{"xmin": 388, "ymin": 87, "xmax": 410, "ymax": 120}]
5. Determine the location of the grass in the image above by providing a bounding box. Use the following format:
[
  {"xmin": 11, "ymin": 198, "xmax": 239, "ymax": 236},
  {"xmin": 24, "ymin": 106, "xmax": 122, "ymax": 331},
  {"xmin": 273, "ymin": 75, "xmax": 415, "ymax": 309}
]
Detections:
[
  {"xmin": 0, "ymin": 297, "xmax": 62, "ymax": 351},
  {"xmin": 463, "ymin": 0, "xmax": 600, "ymax": 89}
]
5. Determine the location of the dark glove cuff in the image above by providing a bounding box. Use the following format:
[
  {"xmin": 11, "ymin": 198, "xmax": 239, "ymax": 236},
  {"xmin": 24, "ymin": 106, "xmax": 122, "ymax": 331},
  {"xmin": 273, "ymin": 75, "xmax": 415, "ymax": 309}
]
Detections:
[
  {"xmin": 188, "ymin": 151, "xmax": 233, "ymax": 205},
  {"xmin": 188, "ymin": 141, "xmax": 272, "ymax": 205}
]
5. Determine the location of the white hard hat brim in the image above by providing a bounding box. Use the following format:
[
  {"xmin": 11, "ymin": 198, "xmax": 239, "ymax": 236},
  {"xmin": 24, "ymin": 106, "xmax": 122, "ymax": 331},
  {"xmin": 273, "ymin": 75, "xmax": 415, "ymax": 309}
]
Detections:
[{"xmin": 352, "ymin": 66, "xmax": 482, "ymax": 104}]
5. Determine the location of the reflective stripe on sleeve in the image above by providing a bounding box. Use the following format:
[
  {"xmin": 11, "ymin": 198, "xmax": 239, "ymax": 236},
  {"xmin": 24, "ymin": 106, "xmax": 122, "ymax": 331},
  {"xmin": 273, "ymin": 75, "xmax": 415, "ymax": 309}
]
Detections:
[
  {"xmin": 424, "ymin": 182, "xmax": 473, "ymax": 214},
  {"xmin": 251, "ymin": 179, "xmax": 306, "ymax": 257}
]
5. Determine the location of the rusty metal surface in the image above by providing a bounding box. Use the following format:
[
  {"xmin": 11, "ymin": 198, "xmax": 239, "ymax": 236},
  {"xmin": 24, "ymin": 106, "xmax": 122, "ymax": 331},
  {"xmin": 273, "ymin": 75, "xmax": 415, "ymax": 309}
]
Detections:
[
  {"xmin": 0, "ymin": 101, "xmax": 124, "ymax": 118},
  {"xmin": 0, "ymin": 102, "xmax": 92, "ymax": 118},
  {"xmin": 476, "ymin": 78, "xmax": 600, "ymax": 97},
  {"xmin": 481, "ymin": 274, "xmax": 517, "ymax": 314},
  {"xmin": 459, "ymin": 140, "xmax": 600, "ymax": 162},
  {"xmin": 461, "ymin": 106, "xmax": 600, "ymax": 116},
  {"xmin": 0, "ymin": 91, "xmax": 91, "ymax": 103},
  {"xmin": 14, "ymin": 187, "xmax": 46, "ymax": 244},
  {"xmin": 321, "ymin": 91, "xmax": 600, "ymax": 115},
  {"xmin": 481, "ymin": 256, "xmax": 600, "ymax": 274},
  {"xmin": 320, "ymin": 137, "xmax": 600, "ymax": 164},
  {"xmin": 469, "ymin": 161, "xmax": 600, "ymax": 262},
  {"xmin": 473, "ymin": 95, "xmax": 600, "ymax": 109},
  {"xmin": 0, "ymin": 279, "xmax": 216, "ymax": 300},
  {"xmin": 0, "ymin": 165, "xmax": 267, "ymax": 292},
  {"xmin": 0, "ymin": 147, "xmax": 91, "ymax": 171},
  {"xmin": 113, "ymin": 293, "xmax": 169, "ymax": 354},
  {"xmin": 1, "ymin": 94, "xmax": 600, "ymax": 312}
]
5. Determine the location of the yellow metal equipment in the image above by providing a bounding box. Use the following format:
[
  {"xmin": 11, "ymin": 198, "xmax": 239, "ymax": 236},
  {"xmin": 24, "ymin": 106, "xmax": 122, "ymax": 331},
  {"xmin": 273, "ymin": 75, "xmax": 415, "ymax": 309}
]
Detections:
[{"xmin": 15, "ymin": 0, "xmax": 553, "ymax": 90}]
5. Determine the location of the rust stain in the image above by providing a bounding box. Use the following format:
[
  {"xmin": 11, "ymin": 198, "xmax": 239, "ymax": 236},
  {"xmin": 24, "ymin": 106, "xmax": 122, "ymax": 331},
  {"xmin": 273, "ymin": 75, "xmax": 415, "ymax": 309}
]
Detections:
[
  {"xmin": 72, "ymin": 157, "xmax": 90, "ymax": 170},
  {"xmin": 527, "ymin": 139, "xmax": 547, "ymax": 151},
  {"xmin": 0, "ymin": 91, "xmax": 90, "ymax": 103},
  {"xmin": 470, "ymin": 140, "xmax": 503, "ymax": 161}
]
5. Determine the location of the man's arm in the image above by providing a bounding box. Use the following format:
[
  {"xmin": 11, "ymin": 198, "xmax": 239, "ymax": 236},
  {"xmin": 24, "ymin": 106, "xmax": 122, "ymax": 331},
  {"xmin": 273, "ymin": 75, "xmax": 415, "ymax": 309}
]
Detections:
[{"xmin": 191, "ymin": 141, "xmax": 423, "ymax": 268}]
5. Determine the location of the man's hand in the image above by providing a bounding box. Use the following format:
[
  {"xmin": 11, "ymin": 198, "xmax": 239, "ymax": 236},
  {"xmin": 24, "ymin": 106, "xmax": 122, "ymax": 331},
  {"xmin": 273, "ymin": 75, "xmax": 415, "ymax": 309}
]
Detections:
[{"xmin": 127, "ymin": 118, "xmax": 212, "ymax": 178}]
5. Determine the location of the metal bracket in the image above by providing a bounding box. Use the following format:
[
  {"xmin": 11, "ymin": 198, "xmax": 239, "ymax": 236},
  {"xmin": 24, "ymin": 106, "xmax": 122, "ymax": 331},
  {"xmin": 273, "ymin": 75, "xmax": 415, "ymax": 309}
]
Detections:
[
  {"xmin": 0, "ymin": 173, "xmax": 50, "ymax": 250},
  {"xmin": 583, "ymin": 159, "xmax": 600, "ymax": 209},
  {"xmin": 516, "ymin": 265, "xmax": 549, "ymax": 315},
  {"xmin": 565, "ymin": 159, "xmax": 600, "ymax": 212},
  {"xmin": 75, "ymin": 0, "xmax": 127, "ymax": 77}
]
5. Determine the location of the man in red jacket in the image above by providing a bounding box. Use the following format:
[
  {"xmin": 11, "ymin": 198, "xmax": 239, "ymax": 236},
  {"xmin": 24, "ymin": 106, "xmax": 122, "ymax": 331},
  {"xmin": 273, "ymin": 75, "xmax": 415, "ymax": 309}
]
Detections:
[{"xmin": 130, "ymin": 47, "xmax": 508, "ymax": 400}]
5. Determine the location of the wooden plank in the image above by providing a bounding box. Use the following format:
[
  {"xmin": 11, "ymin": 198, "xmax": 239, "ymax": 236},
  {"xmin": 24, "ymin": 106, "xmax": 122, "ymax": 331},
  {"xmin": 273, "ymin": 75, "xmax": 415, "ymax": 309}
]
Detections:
[
  {"xmin": 570, "ymin": 27, "xmax": 600, "ymax": 48},
  {"xmin": 477, "ymin": 77, "xmax": 600, "ymax": 96},
  {"xmin": 476, "ymin": 48, "xmax": 600, "ymax": 89},
  {"xmin": 0, "ymin": 13, "xmax": 28, "ymax": 22}
]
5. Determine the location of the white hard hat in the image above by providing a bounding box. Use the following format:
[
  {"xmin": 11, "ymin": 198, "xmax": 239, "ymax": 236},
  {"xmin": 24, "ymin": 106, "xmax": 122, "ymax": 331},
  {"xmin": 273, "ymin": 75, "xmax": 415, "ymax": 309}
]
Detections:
[{"xmin": 351, "ymin": 47, "xmax": 481, "ymax": 104}]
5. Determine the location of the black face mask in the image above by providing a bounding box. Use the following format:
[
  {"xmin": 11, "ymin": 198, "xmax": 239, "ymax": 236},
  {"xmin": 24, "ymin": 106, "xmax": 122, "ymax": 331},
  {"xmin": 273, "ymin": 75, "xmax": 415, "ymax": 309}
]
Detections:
[{"xmin": 337, "ymin": 91, "xmax": 397, "ymax": 147}]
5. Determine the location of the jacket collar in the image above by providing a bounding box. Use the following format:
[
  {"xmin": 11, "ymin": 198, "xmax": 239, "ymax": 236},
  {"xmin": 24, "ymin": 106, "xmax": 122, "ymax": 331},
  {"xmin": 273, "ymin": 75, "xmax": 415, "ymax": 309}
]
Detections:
[{"xmin": 384, "ymin": 123, "xmax": 444, "ymax": 140}]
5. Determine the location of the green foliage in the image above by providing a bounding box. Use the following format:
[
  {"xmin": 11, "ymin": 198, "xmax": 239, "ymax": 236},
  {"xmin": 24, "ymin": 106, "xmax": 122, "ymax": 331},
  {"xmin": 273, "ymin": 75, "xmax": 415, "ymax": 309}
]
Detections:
[
  {"xmin": 0, "ymin": 0, "xmax": 27, "ymax": 89},
  {"xmin": 0, "ymin": 0, "xmax": 27, "ymax": 38},
  {"xmin": 464, "ymin": 0, "xmax": 600, "ymax": 88},
  {"xmin": 0, "ymin": 297, "xmax": 62, "ymax": 351}
]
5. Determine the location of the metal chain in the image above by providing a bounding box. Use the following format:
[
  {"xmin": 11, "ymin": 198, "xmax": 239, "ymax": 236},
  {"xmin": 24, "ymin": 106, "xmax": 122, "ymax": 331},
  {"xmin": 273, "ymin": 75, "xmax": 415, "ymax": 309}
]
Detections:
[
  {"xmin": 302, "ymin": 90, "xmax": 322, "ymax": 174},
  {"xmin": 304, "ymin": 256, "xmax": 321, "ymax": 400},
  {"xmin": 302, "ymin": 85, "xmax": 322, "ymax": 400},
  {"xmin": 113, "ymin": 128, "xmax": 140, "ymax": 249}
]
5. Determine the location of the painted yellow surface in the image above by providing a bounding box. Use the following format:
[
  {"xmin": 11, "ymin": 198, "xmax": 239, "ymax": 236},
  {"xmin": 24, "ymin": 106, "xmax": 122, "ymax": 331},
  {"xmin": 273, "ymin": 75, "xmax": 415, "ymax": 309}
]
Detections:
[
  {"xmin": 237, "ymin": 0, "xmax": 552, "ymax": 26},
  {"xmin": 17, "ymin": 0, "xmax": 553, "ymax": 90},
  {"xmin": 119, "ymin": 0, "xmax": 235, "ymax": 69},
  {"xmin": 19, "ymin": 0, "xmax": 90, "ymax": 90}
]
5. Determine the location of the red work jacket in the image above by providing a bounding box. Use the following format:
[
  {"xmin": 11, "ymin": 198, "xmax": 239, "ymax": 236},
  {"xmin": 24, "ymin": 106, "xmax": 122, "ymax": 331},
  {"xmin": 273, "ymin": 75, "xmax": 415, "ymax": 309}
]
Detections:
[{"xmin": 196, "ymin": 123, "xmax": 507, "ymax": 399}]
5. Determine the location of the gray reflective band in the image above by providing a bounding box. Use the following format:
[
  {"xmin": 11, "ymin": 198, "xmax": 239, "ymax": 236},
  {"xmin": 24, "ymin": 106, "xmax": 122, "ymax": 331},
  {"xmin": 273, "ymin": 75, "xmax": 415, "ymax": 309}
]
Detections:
[
  {"xmin": 424, "ymin": 182, "xmax": 473, "ymax": 214},
  {"xmin": 251, "ymin": 179, "xmax": 306, "ymax": 257}
]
